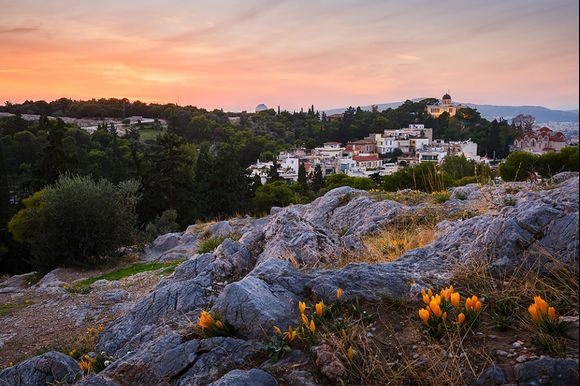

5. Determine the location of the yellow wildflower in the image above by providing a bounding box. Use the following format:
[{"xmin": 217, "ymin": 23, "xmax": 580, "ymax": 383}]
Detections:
[
  {"xmin": 336, "ymin": 288, "xmax": 342, "ymax": 300},
  {"xmin": 418, "ymin": 308, "xmax": 430, "ymax": 324},
  {"xmin": 198, "ymin": 310, "xmax": 215, "ymax": 329},
  {"xmin": 457, "ymin": 313, "xmax": 465, "ymax": 325},
  {"xmin": 450, "ymin": 292, "xmax": 460, "ymax": 309},
  {"xmin": 309, "ymin": 319, "xmax": 316, "ymax": 333},
  {"xmin": 548, "ymin": 307, "xmax": 556, "ymax": 321},
  {"xmin": 283, "ymin": 326, "xmax": 298, "ymax": 342},
  {"xmin": 315, "ymin": 301, "xmax": 325, "ymax": 317},
  {"xmin": 298, "ymin": 301, "xmax": 306, "ymax": 314}
]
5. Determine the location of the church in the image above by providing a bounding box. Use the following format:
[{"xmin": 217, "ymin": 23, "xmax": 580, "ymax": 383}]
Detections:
[{"xmin": 426, "ymin": 93, "xmax": 462, "ymax": 117}]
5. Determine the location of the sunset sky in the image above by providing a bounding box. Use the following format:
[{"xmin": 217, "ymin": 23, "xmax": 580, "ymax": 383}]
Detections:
[{"xmin": 0, "ymin": 0, "xmax": 578, "ymax": 112}]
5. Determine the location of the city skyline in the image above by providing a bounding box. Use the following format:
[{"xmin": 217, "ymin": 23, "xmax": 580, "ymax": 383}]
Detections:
[{"xmin": 0, "ymin": 0, "xmax": 578, "ymax": 112}]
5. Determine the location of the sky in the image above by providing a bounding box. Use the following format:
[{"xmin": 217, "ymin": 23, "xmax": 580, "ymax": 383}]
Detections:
[{"xmin": 0, "ymin": 0, "xmax": 578, "ymax": 112}]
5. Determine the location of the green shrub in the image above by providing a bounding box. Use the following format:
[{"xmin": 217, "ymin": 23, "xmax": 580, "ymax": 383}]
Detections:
[
  {"xmin": 8, "ymin": 175, "xmax": 140, "ymax": 271},
  {"xmin": 452, "ymin": 176, "xmax": 477, "ymax": 186},
  {"xmin": 253, "ymin": 181, "xmax": 294, "ymax": 213},
  {"xmin": 325, "ymin": 174, "xmax": 378, "ymax": 190},
  {"xmin": 500, "ymin": 148, "xmax": 579, "ymax": 182},
  {"xmin": 197, "ymin": 236, "xmax": 227, "ymax": 253},
  {"xmin": 142, "ymin": 209, "xmax": 180, "ymax": 243}
]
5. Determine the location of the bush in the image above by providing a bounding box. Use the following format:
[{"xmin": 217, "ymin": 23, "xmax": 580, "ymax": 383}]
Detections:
[
  {"xmin": 499, "ymin": 151, "xmax": 538, "ymax": 181},
  {"xmin": 253, "ymin": 181, "xmax": 294, "ymax": 213},
  {"xmin": 500, "ymin": 148, "xmax": 579, "ymax": 181},
  {"xmin": 452, "ymin": 176, "xmax": 477, "ymax": 186},
  {"xmin": 8, "ymin": 175, "xmax": 140, "ymax": 270},
  {"xmin": 325, "ymin": 174, "xmax": 378, "ymax": 190},
  {"xmin": 142, "ymin": 209, "xmax": 179, "ymax": 243}
]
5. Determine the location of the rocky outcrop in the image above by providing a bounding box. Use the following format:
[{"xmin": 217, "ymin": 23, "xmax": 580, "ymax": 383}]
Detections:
[
  {"xmin": 4, "ymin": 175, "xmax": 578, "ymax": 386},
  {"xmin": 0, "ymin": 351, "xmax": 80, "ymax": 386},
  {"xmin": 84, "ymin": 334, "xmax": 262, "ymax": 386}
]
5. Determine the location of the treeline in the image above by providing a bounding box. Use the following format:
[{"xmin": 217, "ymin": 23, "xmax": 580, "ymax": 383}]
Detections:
[{"xmin": 2, "ymin": 98, "xmax": 519, "ymax": 158}]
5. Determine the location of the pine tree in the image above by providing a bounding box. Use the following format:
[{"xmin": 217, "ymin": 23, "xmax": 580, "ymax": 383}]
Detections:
[{"xmin": 141, "ymin": 132, "xmax": 196, "ymax": 226}]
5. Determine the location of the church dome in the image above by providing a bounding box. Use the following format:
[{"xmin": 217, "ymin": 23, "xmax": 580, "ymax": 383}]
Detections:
[
  {"xmin": 255, "ymin": 103, "xmax": 268, "ymax": 112},
  {"xmin": 442, "ymin": 93, "xmax": 452, "ymax": 100}
]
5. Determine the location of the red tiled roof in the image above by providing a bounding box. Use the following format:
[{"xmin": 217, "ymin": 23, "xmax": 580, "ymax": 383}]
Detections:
[
  {"xmin": 353, "ymin": 155, "xmax": 380, "ymax": 161},
  {"xmin": 549, "ymin": 133, "xmax": 566, "ymax": 142},
  {"xmin": 348, "ymin": 140, "xmax": 375, "ymax": 145},
  {"xmin": 324, "ymin": 141, "xmax": 341, "ymax": 145}
]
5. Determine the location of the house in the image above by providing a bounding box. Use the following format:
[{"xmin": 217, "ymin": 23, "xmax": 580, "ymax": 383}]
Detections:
[
  {"xmin": 511, "ymin": 127, "xmax": 567, "ymax": 154},
  {"xmin": 346, "ymin": 140, "xmax": 376, "ymax": 154},
  {"xmin": 426, "ymin": 93, "xmax": 463, "ymax": 118},
  {"xmin": 417, "ymin": 147, "xmax": 447, "ymax": 163},
  {"xmin": 314, "ymin": 142, "xmax": 345, "ymax": 158},
  {"xmin": 369, "ymin": 125, "xmax": 433, "ymax": 154},
  {"xmin": 352, "ymin": 154, "xmax": 382, "ymax": 169}
]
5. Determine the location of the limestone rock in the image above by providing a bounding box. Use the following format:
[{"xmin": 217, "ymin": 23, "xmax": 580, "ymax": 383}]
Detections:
[
  {"xmin": 208, "ymin": 369, "xmax": 277, "ymax": 386},
  {"xmin": 313, "ymin": 344, "xmax": 346, "ymax": 381},
  {"xmin": 514, "ymin": 357, "xmax": 578, "ymax": 385},
  {"xmin": 0, "ymin": 271, "xmax": 38, "ymax": 289},
  {"xmin": 474, "ymin": 367, "xmax": 507, "ymax": 386},
  {"xmin": 0, "ymin": 351, "xmax": 80, "ymax": 386}
]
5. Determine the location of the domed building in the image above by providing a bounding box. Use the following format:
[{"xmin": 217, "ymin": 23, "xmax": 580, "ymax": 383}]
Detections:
[
  {"xmin": 255, "ymin": 103, "xmax": 268, "ymax": 113},
  {"xmin": 426, "ymin": 92, "xmax": 462, "ymax": 117}
]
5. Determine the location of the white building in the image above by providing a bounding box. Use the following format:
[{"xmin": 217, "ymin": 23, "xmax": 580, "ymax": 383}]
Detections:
[
  {"xmin": 417, "ymin": 147, "xmax": 448, "ymax": 163},
  {"xmin": 426, "ymin": 93, "xmax": 463, "ymax": 118},
  {"xmin": 314, "ymin": 142, "xmax": 346, "ymax": 158}
]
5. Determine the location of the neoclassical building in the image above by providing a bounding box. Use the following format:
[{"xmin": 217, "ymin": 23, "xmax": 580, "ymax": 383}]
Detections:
[
  {"xmin": 512, "ymin": 127, "xmax": 567, "ymax": 154},
  {"xmin": 426, "ymin": 93, "xmax": 462, "ymax": 117}
]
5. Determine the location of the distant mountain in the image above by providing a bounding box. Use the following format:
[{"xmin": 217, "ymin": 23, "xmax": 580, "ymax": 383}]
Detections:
[{"xmin": 324, "ymin": 100, "xmax": 579, "ymax": 123}]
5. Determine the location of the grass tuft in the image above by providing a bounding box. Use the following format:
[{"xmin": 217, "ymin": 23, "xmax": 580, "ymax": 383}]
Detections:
[{"xmin": 65, "ymin": 260, "xmax": 183, "ymax": 293}]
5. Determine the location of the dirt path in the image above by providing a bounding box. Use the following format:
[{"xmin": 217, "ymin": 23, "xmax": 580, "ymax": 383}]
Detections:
[{"xmin": 0, "ymin": 267, "xmax": 164, "ymax": 368}]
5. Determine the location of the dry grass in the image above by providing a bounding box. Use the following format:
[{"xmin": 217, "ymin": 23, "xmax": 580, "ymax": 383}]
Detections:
[
  {"xmin": 453, "ymin": 251, "xmax": 579, "ymax": 318},
  {"xmin": 311, "ymin": 299, "xmax": 497, "ymax": 385},
  {"xmin": 334, "ymin": 206, "xmax": 482, "ymax": 267}
]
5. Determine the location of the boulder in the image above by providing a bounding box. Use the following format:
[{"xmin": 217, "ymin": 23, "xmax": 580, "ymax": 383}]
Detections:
[
  {"xmin": 0, "ymin": 271, "xmax": 38, "ymax": 289},
  {"xmin": 474, "ymin": 367, "xmax": 507, "ymax": 386},
  {"xmin": 0, "ymin": 351, "xmax": 80, "ymax": 386},
  {"xmin": 208, "ymin": 221, "xmax": 235, "ymax": 238},
  {"xmin": 514, "ymin": 357, "xmax": 578, "ymax": 385},
  {"xmin": 86, "ymin": 334, "xmax": 262, "ymax": 386},
  {"xmin": 313, "ymin": 344, "xmax": 346, "ymax": 381},
  {"xmin": 208, "ymin": 369, "xmax": 277, "ymax": 386},
  {"xmin": 34, "ymin": 268, "xmax": 67, "ymax": 289}
]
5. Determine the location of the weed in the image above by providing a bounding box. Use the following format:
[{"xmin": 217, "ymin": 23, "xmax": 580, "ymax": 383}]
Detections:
[
  {"xmin": 197, "ymin": 236, "xmax": 227, "ymax": 253},
  {"xmin": 532, "ymin": 332, "xmax": 568, "ymax": 356},
  {"xmin": 455, "ymin": 191, "xmax": 468, "ymax": 200},
  {"xmin": 489, "ymin": 296, "xmax": 518, "ymax": 330},
  {"xmin": 502, "ymin": 195, "xmax": 516, "ymax": 206}
]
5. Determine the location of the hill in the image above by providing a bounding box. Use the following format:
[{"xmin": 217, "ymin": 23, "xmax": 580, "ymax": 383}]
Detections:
[{"xmin": 325, "ymin": 100, "xmax": 579, "ymax": 123}]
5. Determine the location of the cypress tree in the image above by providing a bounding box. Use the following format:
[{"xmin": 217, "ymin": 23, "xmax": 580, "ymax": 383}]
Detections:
[
  {"xmin": 298, "ymin": 161, "xmax": 308, "ymax": 193},
  {"xmin": 311, "ymin": 164, "xmax": 325, "ymax": 192}
]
